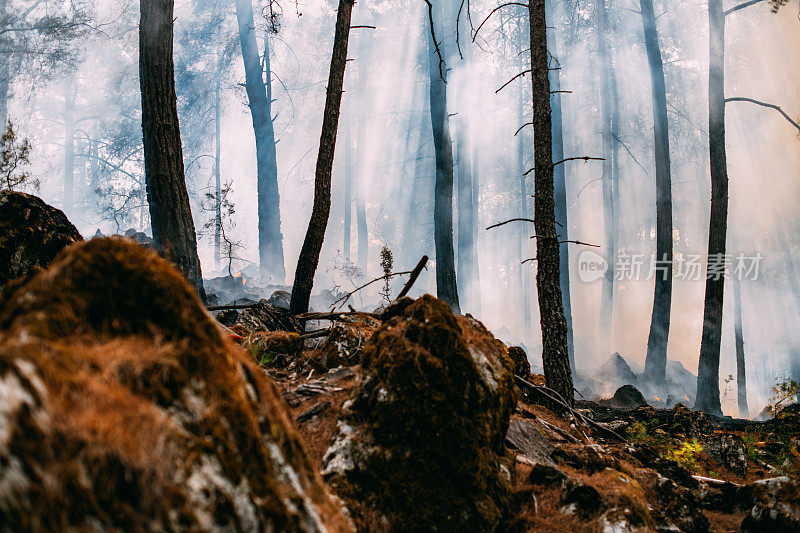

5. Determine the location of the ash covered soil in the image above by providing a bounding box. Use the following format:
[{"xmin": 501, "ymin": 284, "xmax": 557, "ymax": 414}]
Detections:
[{"xmin": 1, "ymin": 192, "xmax": 798, "ymax": 532}]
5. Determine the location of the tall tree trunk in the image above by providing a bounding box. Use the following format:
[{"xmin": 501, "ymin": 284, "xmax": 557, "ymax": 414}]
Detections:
[
  {"xmin": 355, "ymin": 45, "xmax": 369, "ymax": 275},
  {"xmin": 640, "ymin": 0, "xmax": 674, "ymax": 385},
  {"xmin": 214, "ymin": 61, "xmax": 222, "ymax": 273},
  {"xmin": 63, "ymin": 77, "xmax": 75, "ymax": 218},
  {"xmin": 343, "ymin": 95, "xmax": 353, "ymax": 262},
  {"xmin": 139, "ymin": 0, "xmax": 206, "ymax": 300},
  {"xmin": 547, "ymin": 0, "xmax": 575, "ymax": 374},
  {"xmin": 456, "ymin": 118, "xmax": 477, "ymax": 312},
  {"xmin": 427, "ymin": 23, "xmax": 460, "ymax": 313},
  {"xmin": 695, "ymin": 0, "xmax": 728, "ymax": 416},
  {"xmin": 517, "ymin": 67, "xmax": 532, "ymax": 337},
  {"xmin": 529, "ymin": 0, "xmax": 574, "ymax": 407},
  {"xmin": 0, "ymin": 61, "xmax": 9, "ymax": 129},
  {"xmin": 596, "ymin": 0, "xmax": 618, "ymax": 359},
  {"xmin": 289, "ymin": 0, "xmax": 354, "ymax": 315},
  {"xmin": 733, "ymin": 275, "xmax": 748, "ymax": 417},
  {"xmin": 235, "ymin": 0, "xmax": 285, "ymax": 283}
]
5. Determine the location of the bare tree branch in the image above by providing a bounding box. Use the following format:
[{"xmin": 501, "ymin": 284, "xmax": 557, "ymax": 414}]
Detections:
[
  {"xmin": 726, "ymin": 96, "xmax": 800, "ymax": 132},
  {"xmin": 423, "ymin": 0, "xmax": 446, "ymax": 81},
  {"xmin": 724, "ymin": 0, "xmax": 766, "ymax": 16},
  {"xmin": 472, "ymin": 2, "xmax": 529, "ymax": 43}
]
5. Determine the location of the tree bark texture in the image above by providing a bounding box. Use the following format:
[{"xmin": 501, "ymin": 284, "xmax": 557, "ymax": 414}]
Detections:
[
  {"xmin": 427, "ymin": 23, "xmax": 460, "ymax": 313},
  {"xmin": 290, "ymin": 0, "xmax": 354, "ymax": 314},
  {"xmin": 139, "ymin": 0, "xmax": 206, "ymax": 301},
  {"xmin": 640, "ymin": 0, "xmax": 674, "ymax": 385},
  {"xmin": 529, "ymin": 0, "xmax": 574, "ymax": 407},
  {"xmin": 235, "ymin": 0, "xmax": 285, "ymax": 283},
  {"xmin": 695, "ymin": 0, "xmax": 728, "ymax": 416}
]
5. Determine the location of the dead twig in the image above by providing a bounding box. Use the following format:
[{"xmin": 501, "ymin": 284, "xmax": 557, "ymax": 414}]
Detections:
[
  {"xmin": 553, "ymin": 156, "xmax": 605, "ymax": 167},
  {"xmin": 496, "ymin": 69, "xmax": 531, "ymax": 94},
  {"xmin": 330, "ymin": 269, "xmax": 416, "ymax": 310},
  {"xmin": 473, "ymin": 2, "xmax": 529, "ymax": 43},
  {"xmin": 395, "ymin": 255, "xmax": 429, "ymax": 299},
  {"xmin": 423, "ymin": 0, "xmax": 446, "ymax": 81}
]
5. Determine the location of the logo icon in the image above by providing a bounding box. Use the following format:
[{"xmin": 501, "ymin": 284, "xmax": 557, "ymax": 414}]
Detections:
[{"xmin": 577, "ymin": 250, "xmax": 608, "ymax": 283}]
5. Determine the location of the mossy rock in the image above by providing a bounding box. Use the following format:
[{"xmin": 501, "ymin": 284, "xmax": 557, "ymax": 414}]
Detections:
[
  {"xmin": 322, "ymin": 295, "xmax": 517, "ymax": 531},
  {"xmin": 0, "ymin": 238, "xmax": 351, "ymax": 531},
  {"xmin": 0, "ymin": 190, "xmax": 82, "ymax": 300}
]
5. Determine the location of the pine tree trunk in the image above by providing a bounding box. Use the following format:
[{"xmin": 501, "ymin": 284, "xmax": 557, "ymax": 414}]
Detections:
[
  {"xmin": 427, "ymin": 23, "xmax": 460, "ymax": 313},
  {"xmin": 139, "ymin": 0, "xmax": 206, "ymax": 301},
  {"xmin": 517, "ymin": 66, "xmax": 532, "ymax": 337},
  {"xmin": 695, "ymin": 0, "xmax": 727, "ymax": 416},
  {"xmin": 235, "ymin": 0, "xmax": 285, "ymax": 283},
  {"xmin": 597, "ymin": 0, "xmax": 618, "ymax": 359},
  {"xmin": 529, "ymin": 0, "xmax": 573, "ymax": 407},
  {"xmin": 733, "ymin": 275, "xmax": 748, "ymax": 417},
  {"xmin": 343, "ymin": 96, "xmax": 353, "ymax": 262},
  {"xmin": 547, "ymin": 0, "xmax": 575, "ymax": 374},
  {"xmin": 640, "ymin": 0, "xmax": 674, "ymax": 385},
  {"xmin": 289, "ymin": 0, "xmax": 354, "ymax": 315},
  {"xmin": 456, "ymin": 121, "xmax": 477, "ymax": 312},
  {"xmin": 355, "ymin": 49, "xmax": 369, "ymax": 275},
  {"xmin": 63, "ymin": 78, "xmax": 75, "ymax": 218}
]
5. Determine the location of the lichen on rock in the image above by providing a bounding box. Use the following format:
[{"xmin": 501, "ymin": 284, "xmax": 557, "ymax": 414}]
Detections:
[
  {"xmin": 0, "ymin": 237, "xmax": 351, "ymax": 531},
  {"xmin": 321, "ymin": 295, "xmax": 517, "ymax": 531},
  {"xmin": 0, "ymin": 190, "xmax": 82, "ymax": 301}
]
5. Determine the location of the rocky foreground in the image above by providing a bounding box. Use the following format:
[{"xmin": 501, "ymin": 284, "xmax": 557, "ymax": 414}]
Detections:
[{"xmin": 0, "ymin": 191, "xmax": 798, "ymax": 532}]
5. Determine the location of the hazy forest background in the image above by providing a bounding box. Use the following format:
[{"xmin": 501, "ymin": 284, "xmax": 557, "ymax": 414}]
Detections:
[{"xmin": 4, "ymin": 0, "xmax": 800, "ymax": 416}]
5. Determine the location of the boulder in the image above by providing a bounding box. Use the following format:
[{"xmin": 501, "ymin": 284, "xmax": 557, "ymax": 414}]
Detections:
[
  {"xmin": 505, "ymin": 419, "xmax": 556, "ymax": 466},
  {"xmin": 508, "ymin": 346, "xmax": 531, "ymax": 378},
  {"xmin": 560, "ymin": 483, "xmax": 602, "ymax": 519},
  {"xmin": 321, "ymin": 295, "xmax": 516, "ymax": 531},
  {"xmin": 703, "ymin": 433, "xmax": 748, "ymax": 476},
  {"xmin": 319, "ymin": 315, "xmax": 381, "ymax": 369},
  {"xmin": 0, "ymin": 190, "xmax": 82, "ymax": 300},
  {"xmin": 740, "ymin": 476, "xmax": 800, "ymax": 532},
  {"xmin": 0, "ymin": 237, "xmax": 351, "ymax": 531},
  {"xmin": 527, "ymin": 463, "xmax": 567, "ymax": 486},
  {"xmin": 266, "ymin": 289, "xmax": 291, "ymax": 310},
  {"xmin": 234, "ymin": 300, "xmax": 300, "ymax": 334},
  {"xmin": 601, "ymin": 384, "xmax": 648, "ymax": 411},
  {"xmin": 653, "ymin": 476, "xmax": 709, "ymax": 533}
]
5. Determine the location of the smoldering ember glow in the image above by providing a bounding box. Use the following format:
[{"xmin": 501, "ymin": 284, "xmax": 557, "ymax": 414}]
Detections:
[{"xmin": 0, "ymin": 0, "xmax": 799, "ymax": 530}]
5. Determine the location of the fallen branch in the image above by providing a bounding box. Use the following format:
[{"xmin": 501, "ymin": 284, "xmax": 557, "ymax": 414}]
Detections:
[
  {"xmin": 515, "ymin": 375, "xmax": 627, "ymax": 442},
  {"xmin": 207, "ymin": 303, "xmax": 258, "ymax": 311},
  {"xmin": 297, "ymin": 311, "xmax": 378, "ymax": 322},
  {"xmin": 330, "ymin": 269, "xmax": 416, "ymax": 310},
  {"xmin": 299, "ymin": 328, "xmax": 331, "ymax": 340},
  {"xmin": 395, "ymin": 255, "xmax": 429, "ymax": 299}
]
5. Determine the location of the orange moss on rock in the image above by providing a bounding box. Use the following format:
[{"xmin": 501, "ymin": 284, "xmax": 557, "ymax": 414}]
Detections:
[
  {"xmin": 322, "ymin": 295, "xmax": 517, "ymax": 531},
  {"xmin": 0, "ymin": 237, "xmax": 351, "ymax": 531}
]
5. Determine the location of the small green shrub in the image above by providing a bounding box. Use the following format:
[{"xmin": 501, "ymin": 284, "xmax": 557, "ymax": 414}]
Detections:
[{"xmin": 666, "ymin": 439, "xmax": 703, "ymax": 473}]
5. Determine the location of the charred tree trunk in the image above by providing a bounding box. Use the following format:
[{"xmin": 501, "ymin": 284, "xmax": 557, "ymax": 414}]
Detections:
[
  {"xmin": 548, "ymin": 0, "xmax": 575, "ymax": 374},
  {"xmin": 235, "ymin": 0, "xmax": 285, "ymax": 283},
  {"xmin": 529, "ymin": 0, "xmax": 574, "ymax": 407},
  {"xmin": 733, "ymin": 275, "xmax": 748, "ymax": 417},
  {"xmin": 63, "ymin": 77, "xmax": 75, "ymax": 218},
  {"xmin": 597, "ymin": 0, "xmax": 618, "ymax": 358},
  {"xmin": 427, "ymin": 23, "xmax": 460, "ymax": 313},
  {"xmin": 139, "ymin": 0, "xmax": 205, "ymax": 300},
  {"xmin": 695, "ymin": 0, "xmax": 728, "ymax": 416},
  {"xmin": 289, "ymin": 0, "xmax": 354, "ymax": 315},
  {"xmin": 640, "ymin": 0, "xmax": 674, "ymax": 385}
]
